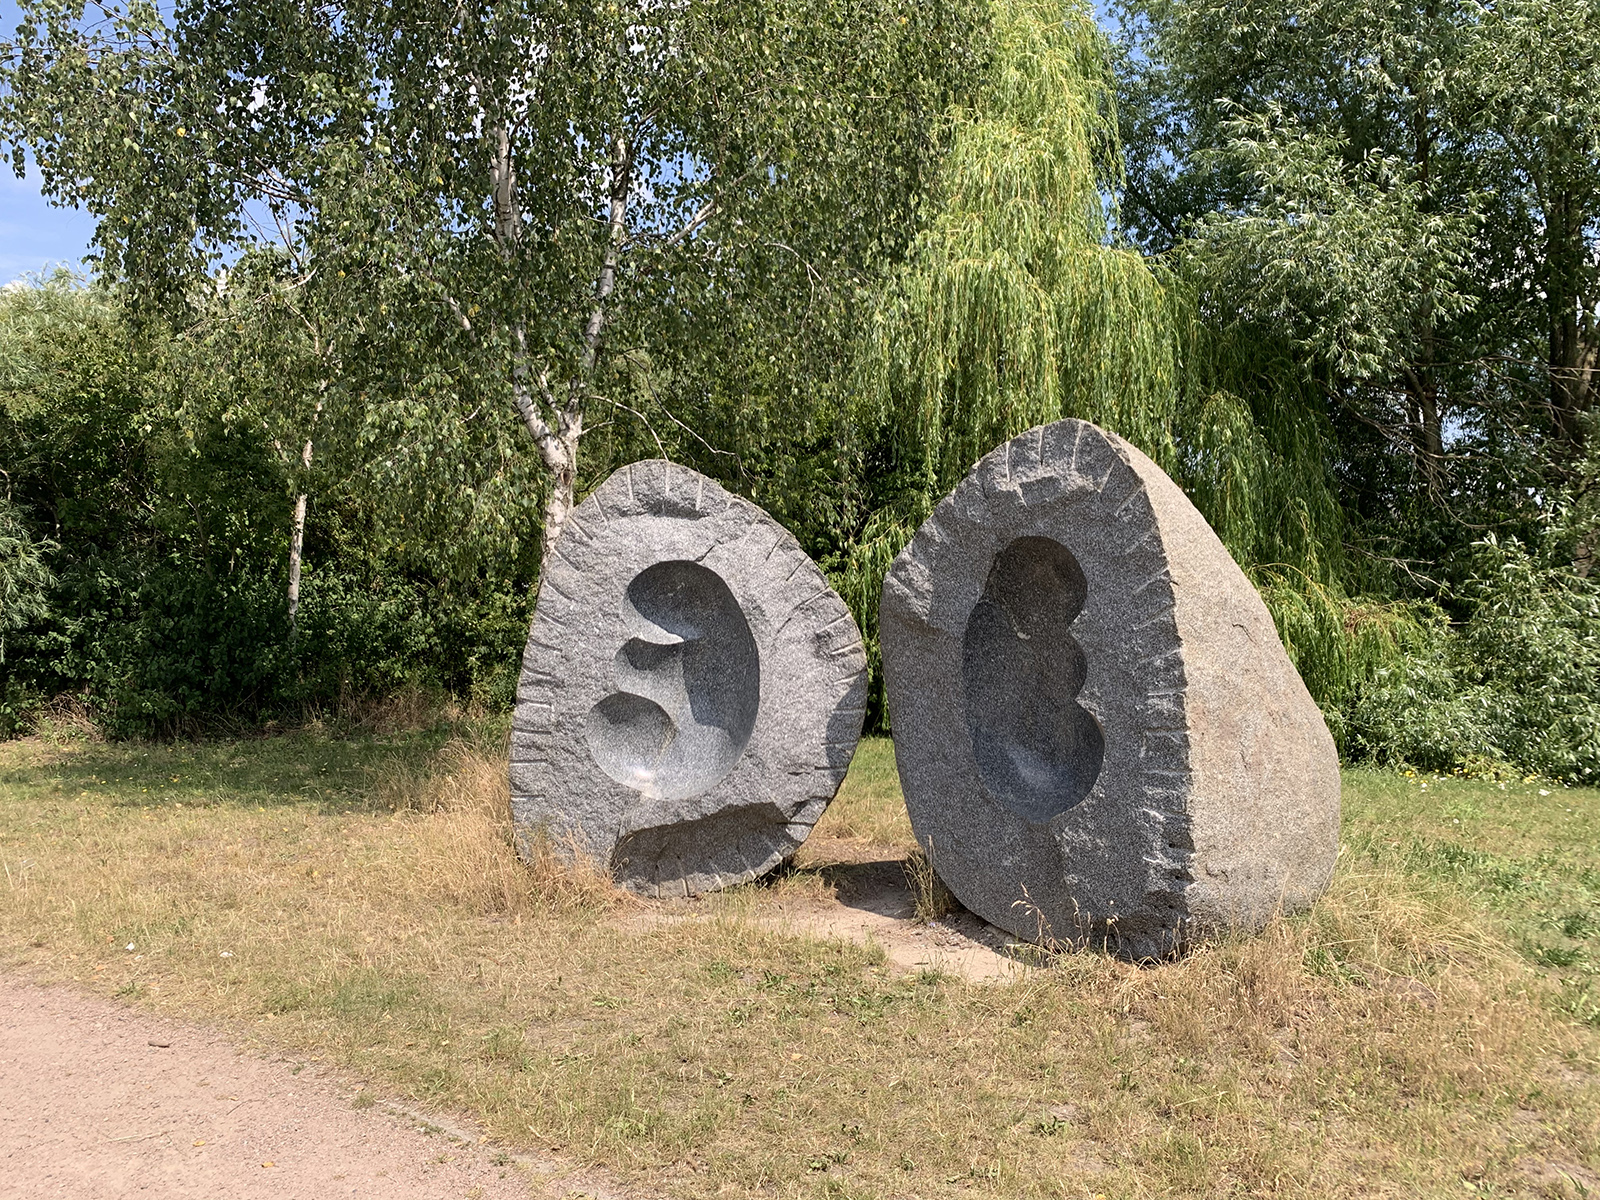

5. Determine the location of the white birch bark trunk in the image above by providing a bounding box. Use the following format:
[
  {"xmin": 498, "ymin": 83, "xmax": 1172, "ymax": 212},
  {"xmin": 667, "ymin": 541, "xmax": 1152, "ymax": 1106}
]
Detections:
[
  {"xmin": 507, "ymin": 129, "xmax": 634, "ymax": 552},
  {"xmin": 287, "ymin": 437, "xmax": 313, "ymax": 635},
  {"xmin": 476, "ymin": 120, "xmax": 652, "ymax": 554}
]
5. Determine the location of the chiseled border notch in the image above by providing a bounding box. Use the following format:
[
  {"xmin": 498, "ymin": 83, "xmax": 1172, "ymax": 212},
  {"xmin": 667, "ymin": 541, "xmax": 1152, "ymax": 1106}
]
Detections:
[{"xmin": 511, "ymin": 459, "xmax": 868, "ymax": 898}]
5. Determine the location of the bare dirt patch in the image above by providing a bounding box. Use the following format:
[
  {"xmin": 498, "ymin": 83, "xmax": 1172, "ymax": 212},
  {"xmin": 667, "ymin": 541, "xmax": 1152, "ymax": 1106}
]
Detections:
[
  {"xmin": 0, "ymin": 976, "xmax": 633, "ymax": 1200},
  {"xmin": 619, "ymin": 848, "xmax": 1035, "ymax": 981},
  {"xmin": 1515, "ymin": 1155, "xmax": 1600, "ymax": 1197},
  {"xmin": 760, "ymin": 857, "xmax": 1033, "ymax": 981}
]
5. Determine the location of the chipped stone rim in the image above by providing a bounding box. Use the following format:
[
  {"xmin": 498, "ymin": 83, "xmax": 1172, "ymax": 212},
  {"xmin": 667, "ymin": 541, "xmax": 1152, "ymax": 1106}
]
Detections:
[
  {"xmin": 880, "ymin": 421, "xmax": 1196, "ymax": 953},
  {"xmin": 510, "ymin": 459, "xmax": 869, "ymax": 897}
]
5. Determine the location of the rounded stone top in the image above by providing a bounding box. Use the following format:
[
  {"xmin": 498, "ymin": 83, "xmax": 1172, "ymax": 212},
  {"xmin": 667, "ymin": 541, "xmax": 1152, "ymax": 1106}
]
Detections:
[
  {"xmin": 511, "ymin": 459, "xmax": 868, "ymax": 897},
  {"xmin": 880, "ymin": 420, "xmax": 1340, "ymax": 959}
]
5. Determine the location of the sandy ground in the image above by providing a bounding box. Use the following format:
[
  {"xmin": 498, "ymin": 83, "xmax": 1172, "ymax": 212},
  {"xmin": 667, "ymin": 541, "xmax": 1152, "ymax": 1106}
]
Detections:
[
  {"xmin": 764, "ymin": 857, "xmax": 1035, "ymax": 981},
  {"xmin": 0, "ymin": 851, "xmax": 1021, "ymax": 1199},
  {"xmin": 0, "ymin": 978, "xmax": 631, "ymax": 1200},
  {"xmin": 622, "ymin": 849, "xmax": 1038, "ymax": 983}
]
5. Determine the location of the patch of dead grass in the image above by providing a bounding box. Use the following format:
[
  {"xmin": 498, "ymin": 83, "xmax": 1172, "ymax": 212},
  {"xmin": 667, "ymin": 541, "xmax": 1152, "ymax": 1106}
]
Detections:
[
  {"xmin": 903, "ymin": 842, "xmax": 960, "ymax": 922},
  {"xmin": 0, "ymin": 733, "xmax": 1597, "ymax": 1199},
  {"xmin": 372, "ymin": 727, "xmax": 629, "ymax": 917},
  {"xmin": 27, "ymin": 695, "xmax": 103, "ymax": 746}
]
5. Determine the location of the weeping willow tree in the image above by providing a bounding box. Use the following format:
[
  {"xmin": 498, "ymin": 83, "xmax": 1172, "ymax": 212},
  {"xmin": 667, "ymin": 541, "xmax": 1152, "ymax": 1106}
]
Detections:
[
  {"xmin": 1169, "ymin": 303, "xmax": 1421, "ymax": 717},
  {"xmin": 856, "ymin": 0, "xmax": 1175, "ymax": 489},
  {"xmin": 833, "ymin": 0, "xmax": 1408, "ymax": 728}
]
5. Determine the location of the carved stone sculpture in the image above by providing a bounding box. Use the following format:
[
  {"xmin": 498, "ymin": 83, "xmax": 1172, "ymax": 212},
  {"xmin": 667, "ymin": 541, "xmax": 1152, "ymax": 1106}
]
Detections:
[
  {"xmin": 511, "ymin": 459, "xmax": 868, "ymax": 897},
  {"xmin": 879, "ymin": 419, "xmax": 1340, "ymax": 958}
]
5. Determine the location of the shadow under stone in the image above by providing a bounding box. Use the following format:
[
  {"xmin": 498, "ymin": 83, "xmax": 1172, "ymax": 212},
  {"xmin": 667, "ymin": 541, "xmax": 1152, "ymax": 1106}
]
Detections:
[{"xmin": 808, "ymin": 859, "xmax": 920, "ymax": 921}]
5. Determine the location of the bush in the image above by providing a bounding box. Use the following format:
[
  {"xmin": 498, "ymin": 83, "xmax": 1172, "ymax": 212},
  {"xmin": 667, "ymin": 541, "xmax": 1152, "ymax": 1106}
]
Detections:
[
  {"xmin": 0, "ymin": 273, "xmax": 535, "ymax": 737},
  {"xmin": 0, "ymin": 492, "xmax": 54, "ymax": 652},
  {"xmin": 1343, "ymin": 534, "xmax": 1600, "ymax": 783}
]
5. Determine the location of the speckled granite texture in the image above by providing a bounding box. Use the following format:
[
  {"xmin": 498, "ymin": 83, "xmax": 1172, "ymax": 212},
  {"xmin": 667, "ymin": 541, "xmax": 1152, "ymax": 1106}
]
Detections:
[
  {"xmin": 511, "ymin": 460, "xmax": 868, "ymax": 897},
  {"xmin": 880, "ymin": 419, "xmax": 1340, "ymax": 958}
]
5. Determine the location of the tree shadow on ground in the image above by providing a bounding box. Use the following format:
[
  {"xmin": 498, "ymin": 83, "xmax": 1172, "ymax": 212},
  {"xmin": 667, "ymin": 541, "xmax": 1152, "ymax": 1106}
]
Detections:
[{"xmin": 0, "ymin": 726, "xmax": 458, "ymax": 816}]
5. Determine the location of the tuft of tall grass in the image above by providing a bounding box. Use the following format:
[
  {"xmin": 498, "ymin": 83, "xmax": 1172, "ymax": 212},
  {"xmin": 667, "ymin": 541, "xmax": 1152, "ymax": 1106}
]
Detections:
[
  {"xmin": 903, "ymin": 843, "xmax": 960, "ymax": 922},
  {"xmin": 374, "ymin": 727, "xmax": 628, "ymax": 916}
]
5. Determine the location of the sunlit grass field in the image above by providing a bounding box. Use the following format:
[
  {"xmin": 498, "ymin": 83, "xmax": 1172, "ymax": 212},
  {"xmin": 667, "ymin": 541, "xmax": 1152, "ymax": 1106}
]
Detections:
[{"xmin": 1, "ymin": 722, "xmax": 1597, "ymax": 1198}]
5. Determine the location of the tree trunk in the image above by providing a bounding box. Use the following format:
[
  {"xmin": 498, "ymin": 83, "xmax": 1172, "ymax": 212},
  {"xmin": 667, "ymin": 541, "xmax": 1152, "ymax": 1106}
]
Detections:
[
  {"xmin": 480, "ymin": 122, "xmax": 637, "ymax": 554},
  {"xmin": 541, "ymin": 442, "xmax": 579, "ymax": 549},
  {"xmin": 287, "ymin": 438, "xmax": 313, "ymax": 636},
  {"xmin": 1406, "ymin": 73, "xmax": 1446, "ymax": 479},
  {"xmin": 1546, "ymin": 177, "xmax": 1595, "ymax": 451},
  {"xmin": 518, "ymin": 130, "xmax": 633, "ymax": 553},
  {"xmin": 1417, "ymin": 381, "xmax": 1444, "ymax": 461},
  {"xmin": 287, "ymin": 492, "xmax": 308, "ymax": 632},
  {"xmin": 1402, "ymin": 361, "xmax": 1445, "ymax": 476}
]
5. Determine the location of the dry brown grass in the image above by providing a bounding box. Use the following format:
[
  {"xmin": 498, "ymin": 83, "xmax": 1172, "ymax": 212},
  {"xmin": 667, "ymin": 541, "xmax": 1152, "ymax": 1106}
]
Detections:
[
  {"xmin": 322, "ymin": 683, "xmax": 466, "ymax": 737},
  {"xmin": 904, "ymin": 843, "xmax": 961, "ymax": 923},
  {"xmin": 27, "ymin": 694, "xmax": 103, "ymax": 746},
  {"xmin": 0, "ymin": 731, "xmax": 1597, "ymax": 1198},
  {"xmin": 373, "ymin": 726, "xmax": 629, "ymax": 917}
]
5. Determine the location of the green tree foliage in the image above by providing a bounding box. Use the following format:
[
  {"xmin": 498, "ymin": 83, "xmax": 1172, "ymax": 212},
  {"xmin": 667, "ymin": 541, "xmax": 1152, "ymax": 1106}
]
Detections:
[
  {"xmin": 835, "ymin": 0, "xmax": 1363, "ymax": 724},
  {"xmin": 1346, "ymin": 529, "xmax": 1600, "ymax": 783},
  {"xmin": 0, "ymin": 272, "xmax": 538, "ymax": 733},
  {"xmin": 1114, "ymin": 0, "xmax": 1600, "ymax": 779},
  {"xmin": 0, "ymin": 0, "xmax": 980, "ymax": 733},
  {"xmin": 0, "ymin": 493, "xmax": 54, "ymax": 659},
  {"xmin": 859, "ymin": 0, "xmax": 1176, "ymax": 495},
  {"xmin": 3, "ymin": 0, "xmax": 1596, "ymax": 786},
  {"xmin": 1116, "ymin": 0, "xmax": 1600, "ymax": 532},
  {"xmin": 1, "ymin": 0, "xmax": 979, "ymax": 551}
]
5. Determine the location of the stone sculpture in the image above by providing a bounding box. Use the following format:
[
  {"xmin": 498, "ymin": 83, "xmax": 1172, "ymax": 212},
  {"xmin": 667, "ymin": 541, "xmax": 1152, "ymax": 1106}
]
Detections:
[
  {"xmin": 879, "ymin": 419, "xmax": 1340, "ymax": 958},
  {"xmin": 511, "ymin": 459, "xmax": 868, "ymax": 897}
]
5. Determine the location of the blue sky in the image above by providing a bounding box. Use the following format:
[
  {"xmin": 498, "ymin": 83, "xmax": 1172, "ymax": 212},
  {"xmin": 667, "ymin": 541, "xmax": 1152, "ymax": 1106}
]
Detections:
[
  {"xmin": 2, "ymin": 0, "xmax": 99, "ymax": 283},
  {"xmin": 2, "ymin": 163, "xmax": 96, "ymax": 283}
]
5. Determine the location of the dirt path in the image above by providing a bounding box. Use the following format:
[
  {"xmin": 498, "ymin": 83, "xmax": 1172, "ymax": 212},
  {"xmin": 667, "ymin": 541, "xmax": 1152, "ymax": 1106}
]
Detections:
[
  {"xmin": 0, "ymin": 852, "xmax": 1023, "ymax": 1198},
  {"xmin": 0, "ymin": 977, "xmax": 627, "ymax": 1200}
]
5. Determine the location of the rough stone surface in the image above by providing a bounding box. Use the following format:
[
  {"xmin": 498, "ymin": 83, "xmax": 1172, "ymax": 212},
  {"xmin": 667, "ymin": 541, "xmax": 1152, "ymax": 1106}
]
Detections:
[
  {"xmin": 879, "ymin": 419, "xmax": 1340, "ymax": 958},
  {"xmin": 511, "ymin": 459, "xmax": 868, "ymax": 897}
]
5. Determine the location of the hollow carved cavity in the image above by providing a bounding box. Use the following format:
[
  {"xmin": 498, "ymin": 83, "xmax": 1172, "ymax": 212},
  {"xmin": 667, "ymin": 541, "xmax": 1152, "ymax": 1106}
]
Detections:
[
  {"xmin": 962, "ymin": 536, "xmax": 1104, "ymax": 823},
  {"xmin": 586, "ymin": 560, "xmax": 760, "ymax": 801}
]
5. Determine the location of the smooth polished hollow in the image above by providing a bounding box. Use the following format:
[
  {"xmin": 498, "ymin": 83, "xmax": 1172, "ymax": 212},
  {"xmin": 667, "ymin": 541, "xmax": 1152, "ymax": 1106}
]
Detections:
[
  {"xmin": 585, "ymin": 560, "xmax": 760, "ymax": 803},
  {"xmin": 962, "ymin": 536, "xmax": 1103, "ymax": 823}
]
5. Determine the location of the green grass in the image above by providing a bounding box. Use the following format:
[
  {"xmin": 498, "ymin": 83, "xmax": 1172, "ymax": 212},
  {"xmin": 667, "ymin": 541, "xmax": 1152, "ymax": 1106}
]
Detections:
[
  {"xmin": 1343, "ymin": 768, "xmax": 1600, "ymax": 1028},
  {"xmin": 0, "ymin": 724, "xmax": 450, "ymax": 813},
  {"xmin": 806, "ymin": 735, "xmax": 912, "ymax": 851},
  {"xmin": 0, "ymin": 729, "xmax": 1598, "ymax": 1198}
]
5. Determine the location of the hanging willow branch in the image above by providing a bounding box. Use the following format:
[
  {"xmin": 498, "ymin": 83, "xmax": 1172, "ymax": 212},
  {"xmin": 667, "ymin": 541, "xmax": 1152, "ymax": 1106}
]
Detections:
[
  {"xmin": 857, "ymin": 0, "xmax": 1178, "ymax": 496},
  {"xmin": 835, "ymin": 0, "xmax": 1402, "ymax": 725}
]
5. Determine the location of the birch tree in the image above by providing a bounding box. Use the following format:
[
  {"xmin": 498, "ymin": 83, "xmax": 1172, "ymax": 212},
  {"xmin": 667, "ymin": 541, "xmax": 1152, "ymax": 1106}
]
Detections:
[
  {"xmin": 1, "ymin": 0, "xmax": 976, "ymax": 566},
  {"xmin": 176, "ymin": 254, "xmax": 344, "ymax": 636}
]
